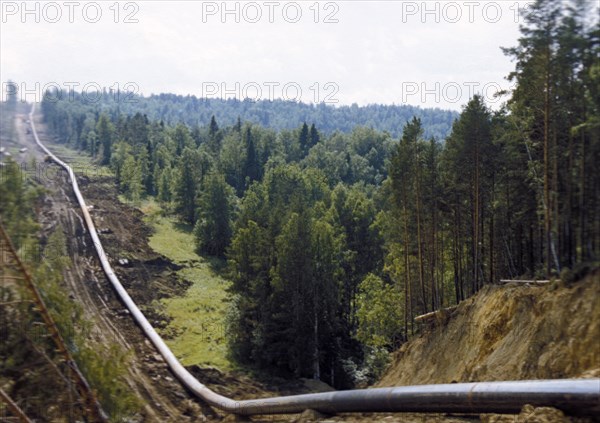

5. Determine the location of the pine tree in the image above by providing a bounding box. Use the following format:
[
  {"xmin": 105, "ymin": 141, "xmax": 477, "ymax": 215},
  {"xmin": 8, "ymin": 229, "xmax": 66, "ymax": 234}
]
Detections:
[
  {"xmin": 208, "ymin": 115, "xmax": 222, "ymax": 153},
  {"xmin": 194, "ymin": 173, "xmax": 235, "ymax": 256},
  {"xmin": 173, "ymin": 123, "xmax": 193, "ymax": 156},
  {"xmin": 243, "ymin": 126, "xmax": 260, "ymax": 186},
  {"xmin": 309, "ymin": 123, "xmax": 320, "ymax": 149},
  {"xmin": 209, "ymin": 115, "xmax": 219, "ymax": 136},
  {"xmin": 446, "ymin": 95, "xmax": 494, "ymax": 293},
  {"xmin": 502, "ymin": 0, "xmax": 599, "ymax": 273},
  {"xmin": 299, "ymin": 122, "xmax": 310, "ymax": 157},
  {"xmin": 120, "ymin": 155, "xmax": 143, "ymax": 202},
  {"xmin": 157, "ymin": 166, "xmax": 172, "ymax": 204},
  {"xmin": 389, "ymin": 117, "xmax": 420, "ymax": 331},
  {"xmin": 174, "ymin": 147, "xmax": 202, "ymax": 223},
  {"xmin": 503, "ymin": 0, "xmax": 562, "ymax": 275},
  {"xmin": 272, "ymin": 210, "xmax": 314, "ymax": 376}
]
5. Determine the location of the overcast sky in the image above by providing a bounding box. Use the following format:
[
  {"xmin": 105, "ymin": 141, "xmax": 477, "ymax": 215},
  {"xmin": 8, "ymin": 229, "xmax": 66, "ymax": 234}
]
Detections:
[{"xmin": 1, "ymin": 1, "xmax": 532, "ymax": 111}]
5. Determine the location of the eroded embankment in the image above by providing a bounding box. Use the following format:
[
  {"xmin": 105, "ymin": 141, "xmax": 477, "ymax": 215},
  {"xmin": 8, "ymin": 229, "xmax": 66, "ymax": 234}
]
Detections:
[{"xmin": 378, "ymin": 271, "xmax": 599, "ymax": 387}]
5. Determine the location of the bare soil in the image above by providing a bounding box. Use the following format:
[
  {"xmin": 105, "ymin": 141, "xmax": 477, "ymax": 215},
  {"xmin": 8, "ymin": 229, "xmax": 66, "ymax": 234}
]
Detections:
[{"xmin": 378, "ymin": 274, "xmax": 600, "ymax": 387}]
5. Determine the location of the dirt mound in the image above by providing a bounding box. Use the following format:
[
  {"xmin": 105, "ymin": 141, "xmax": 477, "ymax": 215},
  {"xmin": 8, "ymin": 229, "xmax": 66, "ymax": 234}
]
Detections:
[
  {"xmin": 482, "ymin": 404, "xmax": 569, "ymax": 423},
  {"xmin": 378, "ymin": 270, "xmax": 600, "ymax": 387},
  {"xmin": 188, "ymin": 366, "xmax": 336, "ymax": 402}
]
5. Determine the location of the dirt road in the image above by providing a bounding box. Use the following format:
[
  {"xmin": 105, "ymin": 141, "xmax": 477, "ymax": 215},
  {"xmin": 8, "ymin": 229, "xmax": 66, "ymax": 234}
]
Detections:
[{"xmin": 15, "ymin": 109, "xmax": 214, "ymax": 422}]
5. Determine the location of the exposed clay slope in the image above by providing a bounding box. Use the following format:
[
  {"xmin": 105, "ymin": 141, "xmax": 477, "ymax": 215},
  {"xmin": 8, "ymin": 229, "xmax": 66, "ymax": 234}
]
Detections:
[{"xmin": 378, "ymin": 271, "xmax": 600, "ymax": 387}]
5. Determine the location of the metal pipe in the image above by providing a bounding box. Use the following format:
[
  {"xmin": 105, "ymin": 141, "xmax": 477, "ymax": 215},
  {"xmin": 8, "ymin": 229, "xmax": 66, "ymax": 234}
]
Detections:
[
  {"xmin": 224, "ymin": 379, "xmax": 600, "ymax": 415},
  {"xmin": 27, "ymin": 104, "xmax": 600, "ymax": 417}
]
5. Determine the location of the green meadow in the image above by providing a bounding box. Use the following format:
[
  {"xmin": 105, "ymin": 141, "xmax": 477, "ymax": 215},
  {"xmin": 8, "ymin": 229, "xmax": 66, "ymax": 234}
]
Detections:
[{"xmin": 144, "ymin": 203, "xmax": 232, "ymax": 370}]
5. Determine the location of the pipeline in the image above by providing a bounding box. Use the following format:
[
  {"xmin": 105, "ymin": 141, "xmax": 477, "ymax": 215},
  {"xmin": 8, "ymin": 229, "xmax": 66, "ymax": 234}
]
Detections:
[{"xmin": 27, "ymin": 104, "xmax": 600, "ymax": 417}]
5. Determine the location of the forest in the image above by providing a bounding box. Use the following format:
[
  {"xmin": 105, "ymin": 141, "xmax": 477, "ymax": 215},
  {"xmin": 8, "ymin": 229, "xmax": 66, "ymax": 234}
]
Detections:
[
  {"xmin": 35, "ymin": 0, "xmax": 599, "ymax": 388},
  {"xmin": 43, "ymin": 92, "xmax": 457, "ymax": 141}
]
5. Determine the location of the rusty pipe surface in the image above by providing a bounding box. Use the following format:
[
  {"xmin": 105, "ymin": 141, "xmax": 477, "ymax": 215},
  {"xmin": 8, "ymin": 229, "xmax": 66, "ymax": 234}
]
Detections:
[{"xmin": 28, "ymin": 104, "xmax": 600, "ymax": 417}]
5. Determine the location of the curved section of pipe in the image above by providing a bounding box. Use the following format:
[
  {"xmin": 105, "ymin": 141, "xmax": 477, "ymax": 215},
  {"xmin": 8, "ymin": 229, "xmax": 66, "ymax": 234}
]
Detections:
[
  {"xmin": 28, "ymin": 104, "xmax": 600, "ymax": 416},
  {"xmin": 28, "ymin": 104, "xmax": 238, "ymax": 412}
]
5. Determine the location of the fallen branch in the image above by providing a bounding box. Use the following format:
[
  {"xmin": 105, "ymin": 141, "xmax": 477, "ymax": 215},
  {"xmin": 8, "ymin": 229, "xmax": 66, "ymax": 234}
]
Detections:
[
  {"xmin": 414, "ymin": 306, "xmax": 458, "ymax": 323},
  {"xmin": 498, "ymin": 279, "xmax": 551, "ymax": 285}
]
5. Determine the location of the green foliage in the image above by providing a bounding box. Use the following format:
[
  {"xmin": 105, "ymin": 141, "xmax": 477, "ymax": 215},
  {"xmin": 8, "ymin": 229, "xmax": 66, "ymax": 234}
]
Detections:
[
  {"xmin": 501, "ymin": 0, "xmax": 600, "ymax": 274},
  {"xmin": 442, "ymin": 95, "xmax": 496, "ymax": 298},
  {"xmin": 36, "ymin": 229, "xmax": 140, "ymax": 420},
  {"xmin": 194, "ymin": 173, "xmax": 235, "ymax": 257},
  {"xmin": 243, "ymin": 126, "xmax": 261, "ymax": 186},
  {"xmin": 356, "ymin": 274, "xmax": 403, "ymax": 348},
  {"xmin": 0, "ymin": 159, "xmax": 40, "ymax": 248},
  {"xmin": 157, "ymin": 164, "xmax": 174, "ymax": 204},
  {"xmin": 1, "ymin": 193, "xmax": 139, "ymax": 422},
  {"xmin": 174, "ymin": 147, "xmax": 203, "ymax": 223},
  {"xmin": 41, "ymin": 91, "xmax": 457, "ymax": 140},
  {"xmin": 173, "ymin": 123, "xmax": 194, "ymax": 156},
  {"xmin": 77, "ymin": 344, "xmax": 140, "ymax": 420},
  {"xmin": 96, "ymin": 114, "xmax": 114, "ymax": 165},
  {"xmin": 227, "ymin": 165, "xmax": 355, "ymax": 382},
  {"xmin": 388, "ymin": 117, "xmax": 441, "ymax": 332},
  {"xmin": 120, "ymin": 154, "xmax": 143, "ymax": 203}
]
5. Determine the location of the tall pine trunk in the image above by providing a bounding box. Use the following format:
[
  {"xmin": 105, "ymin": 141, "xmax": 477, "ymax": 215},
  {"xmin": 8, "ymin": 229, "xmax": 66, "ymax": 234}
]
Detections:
[{"xmin": 415, "ymin": 163, "xmax": 426, "ymax": 312}]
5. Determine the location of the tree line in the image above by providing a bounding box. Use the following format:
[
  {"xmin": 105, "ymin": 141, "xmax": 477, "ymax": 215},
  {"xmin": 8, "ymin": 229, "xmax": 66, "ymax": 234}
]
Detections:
[
  {"xmin": 39, "ymin": 0, "xmax": 599, "ymax": 387},
  {"xmin": 42, "ymin": 90, "xmax": 457, "ymax": 141}
]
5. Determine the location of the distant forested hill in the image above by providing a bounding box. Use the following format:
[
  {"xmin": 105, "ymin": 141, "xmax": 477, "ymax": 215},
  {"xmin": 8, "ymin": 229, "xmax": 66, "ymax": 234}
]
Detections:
[{"xmin": 97, "ymin": 94, "xmax": 457, "ymax": 140}]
